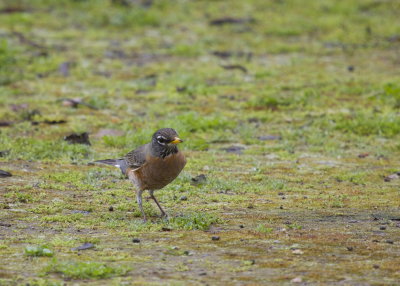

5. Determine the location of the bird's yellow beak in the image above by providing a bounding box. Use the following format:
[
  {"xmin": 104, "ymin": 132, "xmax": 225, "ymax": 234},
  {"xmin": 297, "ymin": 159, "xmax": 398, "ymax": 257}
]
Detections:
[{"xmin": 170, "ymin": 137, "xmax": 183, "ymax": 144}]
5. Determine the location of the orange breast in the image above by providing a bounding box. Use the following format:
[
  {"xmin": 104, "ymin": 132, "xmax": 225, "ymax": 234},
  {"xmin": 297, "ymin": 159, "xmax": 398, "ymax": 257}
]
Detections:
[{"xmin": 128, "ymin": 152, "xmax": 186, "ymax": 191}]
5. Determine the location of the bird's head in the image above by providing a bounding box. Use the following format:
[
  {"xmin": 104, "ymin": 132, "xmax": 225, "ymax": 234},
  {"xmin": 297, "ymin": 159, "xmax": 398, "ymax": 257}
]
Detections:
[{"xmin": 151, "ymin": 128, "xmax": 183, "ymax": 157}]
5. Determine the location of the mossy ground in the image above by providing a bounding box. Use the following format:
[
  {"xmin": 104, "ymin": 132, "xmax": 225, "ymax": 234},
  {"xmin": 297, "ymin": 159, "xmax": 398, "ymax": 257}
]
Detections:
[{"xmin": 1, "ymin": 0, "xmax": 400, "ymax": 285}]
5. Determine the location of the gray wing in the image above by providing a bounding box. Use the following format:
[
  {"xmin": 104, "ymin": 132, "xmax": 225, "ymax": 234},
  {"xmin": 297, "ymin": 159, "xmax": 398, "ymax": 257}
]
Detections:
[{"xmin": 122, "ymin": 143, "xmax": 149, "ymax": 172}]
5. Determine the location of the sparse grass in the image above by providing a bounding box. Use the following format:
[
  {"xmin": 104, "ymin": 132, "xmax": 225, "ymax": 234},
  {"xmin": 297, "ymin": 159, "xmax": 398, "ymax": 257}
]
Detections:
[
  {"xmin": 168, "ymin": 212, "xmax": 220, "ymax": 231},
  {"xmin": 43, "ymin": 259, "xmax": 129, "ymax": 279},
  {"xmin": 256, "ymin": 224, "xmax": 274, "ymax": 234},
  {"xmin": 25, "ymin": 246, "xmax": 54, "ymax": 257}
]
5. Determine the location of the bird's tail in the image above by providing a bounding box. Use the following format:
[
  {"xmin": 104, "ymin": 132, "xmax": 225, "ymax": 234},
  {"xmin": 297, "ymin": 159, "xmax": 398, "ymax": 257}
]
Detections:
[
  {"xmin": 94, "ymin": 159, "xmax": 119, "ymax": 166},
  {"xmin": 94, "ymin": 159, "xmax": 128, "ymax": 176}
]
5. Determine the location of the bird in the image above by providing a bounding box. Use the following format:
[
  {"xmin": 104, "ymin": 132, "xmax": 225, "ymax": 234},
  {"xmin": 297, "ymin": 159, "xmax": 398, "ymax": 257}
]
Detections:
[{"xmin": 95, "ymin": 128, "xmax": 186, "ymax": 222}]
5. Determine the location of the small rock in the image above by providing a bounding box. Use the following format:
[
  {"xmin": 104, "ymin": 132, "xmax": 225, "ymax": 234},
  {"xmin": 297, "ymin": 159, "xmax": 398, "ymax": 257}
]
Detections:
[
  {"xmin": 43, "ymin": 119, "xmax": 67, "ymax": 125},
  {"xmin": 108, "ymin": 206, "xmax": 114, "ymax": 212},
  {"xmin": 71, "ymin": 242, "xmax": 95, "ymax": 251},
  {"xmin": 0, "ymin": 121, "xmax": 13, "ymax": 127},
  {"xmin": 59, "ymin": 61, "xmax": 70, "ymax": 77},
  {"xmin": 239, "ymin": 225, "xmax": 244, "ymax": 228},
  {"xmin": 258, "ymin": 135, "xmax": 281, "ymax": 141},
  {"xmin": 0, "ymin": 150, "xmax": 10, "ymax": 157},
  {"xmin": 278, "ymin": 192, "xmax": 284, "ymax": 196},
  {"xmin": 0, "ymin": 170, "xmax": 12, "ymax": 177},
  {"xmin": 176, "ymin": 86, "xmax": 187, "ymax": 92},
  {"xmin": 347, "ymin": 246, "xmax": 354, "ymax": 251},
  {"xmin": 220, "ymin": 64, "xmax": 248, "ymax": 73},
  {"xmin": 384, "ymin": 172, "xmax": 400, "ymax": 182},
  {"xmin": 64, "ymin": 132, "xmax": 91, "ymax": 145},
  {"xmin": 373, "ymin": 264, "xmax": 380, "ymax": 269},
  {"xmin": 379, "ymin": 226, "xmax": 386, "ymax": 230},
  {"xmin": 71, "ymin": 210, "xmax": 90, "ymax": 214},
  {"xmin": 292, "ymin": 249, "xmax": 303, "ymax": 255},
  {"xmin": 199, "ymin": 272, "xmax": 207, "ymax": 276},
  {"xmin": 180, "ymin": 196, "xmax": 188, "ymax": 201},
  {"xmin": 291, "ymin": 277, "xmax": 302, "ymax": 283},
  {"xmin": 161, "ymin": 227, "xmax": 172, "ymax": 231},
  {"xmin": 132, "ymin": 238, "xmax": 141, "ymax": 243},
  {"xmin": 221, "ymin": 145, "xmax": 245, "ymax": 154},
  {"xmin": 211, "ymin": 236, "xmax": 220, "ymax": 241},
  {"xmin": 358, "ymin": 153, "xmax": 369, "ymax": 158},
  {"xmin": 191, "ymin": 174, "xmax": 207, "ymax": 186},
  {"xmin": 385, "ymin": 240, "xmax": 394, "ymax": 244},
  {"xmin": 347, "ymin": 65, "xmax": 355, "ymax": 72},
  {"xmin": 279, "ymin": 205, "xmax": 284, "ymax": 209}
]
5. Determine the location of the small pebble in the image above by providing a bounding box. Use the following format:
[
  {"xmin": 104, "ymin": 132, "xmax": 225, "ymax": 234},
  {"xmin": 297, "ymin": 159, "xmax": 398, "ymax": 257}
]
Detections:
[
  {"xmin": 191, "ymin": 174, "xmax": 207, "ymax": 186},
  {"xmin": 71, "ymin": 242, "xmax": 95, "ymax": 251},
  {"xmin": 279, "ymin": 205, "xmax": 284, "ymax": 209},
  {"xmin": 132, "ymin": 238, "xmax": 141, "ymax": 243},
  {"xmin": 108, "ymin": 206, "xmax": 114, "ymax": 212},
  {"xmin": 239, "ymin": 225, "xmax": 244, "ymax": 228},
  {"xmin": 0, "ymin": 170, "xmax": 12, "ymax": 177},
  {"xmin": 199, "ymin": 272, "xmax": 207, "ymax": 276},
  {"xmin": 292, "ymin": 249, "xmax": 303, "ymax": 255},
  {"xmin": 180, "ymin": 196, "xmax": 188, "ymax": 201},
  {"xmin": 258, "ymin": 135, "xmax": 281, "ymax": 141},
  {"xmin": 347, "ymin": 246, "xmax": 354, "ymax": 251},
  {"xmin": 385, "ymin": 240, "xmax": 394, "ymax": 244},
  {"xmin": 211, "ymin": 236, "xmax": 220, "ymax": 241},
  {"xmin": 379, "ymin": 226, "xmax": 386, "ymax": 230},
  {"xmin": 373, "ymin": 264, "xmax": 380, "ymax": 269},
  {"xmin": 291, "ymin": 277, "xmax": 302, "ymax": 283}
]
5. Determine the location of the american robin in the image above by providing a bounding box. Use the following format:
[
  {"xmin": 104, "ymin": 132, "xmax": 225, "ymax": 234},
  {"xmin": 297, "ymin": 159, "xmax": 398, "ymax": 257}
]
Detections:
[{"xmin": 95, "ymin": 128, "xmax": 186, "ymax": 221}]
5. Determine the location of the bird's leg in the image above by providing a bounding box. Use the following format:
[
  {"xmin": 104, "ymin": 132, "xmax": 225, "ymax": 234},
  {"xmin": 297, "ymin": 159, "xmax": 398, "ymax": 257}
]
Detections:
[
  {"xmin": 136, "ymin": 189, "xmax": 146, "ymax": 222},
  {"xmin": 149, "ymin": 190, "xmax": 167, "ymax": 218}
]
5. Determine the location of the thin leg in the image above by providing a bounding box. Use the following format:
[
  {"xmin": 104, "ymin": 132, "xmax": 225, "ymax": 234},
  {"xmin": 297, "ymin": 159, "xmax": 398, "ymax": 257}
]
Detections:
[
  {"xmin": 136, "ymin": 189, "xmax": 146, "ymax": 222},
  {"xmin": 149, "ymin": 190, "xmax": 167, "ymax": 218}
]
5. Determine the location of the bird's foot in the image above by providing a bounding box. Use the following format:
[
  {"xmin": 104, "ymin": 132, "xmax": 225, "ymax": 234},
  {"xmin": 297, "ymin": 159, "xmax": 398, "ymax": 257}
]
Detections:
[{"xmin": 160, "ymin": 212, "xmax": 169, "ymax": 221}]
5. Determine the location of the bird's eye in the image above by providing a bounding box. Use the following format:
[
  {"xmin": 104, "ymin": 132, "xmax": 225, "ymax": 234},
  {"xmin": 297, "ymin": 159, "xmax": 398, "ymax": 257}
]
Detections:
[{"xmin": 157, "ymin": 136, "xmax": 167, "ymax": 144}]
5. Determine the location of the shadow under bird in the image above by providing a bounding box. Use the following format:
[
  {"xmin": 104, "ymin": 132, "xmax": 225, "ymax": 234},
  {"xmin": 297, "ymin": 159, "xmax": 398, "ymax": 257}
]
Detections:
[{"xmin": 95, "ymin": 128, "xmax": 186, "ymax": 222}]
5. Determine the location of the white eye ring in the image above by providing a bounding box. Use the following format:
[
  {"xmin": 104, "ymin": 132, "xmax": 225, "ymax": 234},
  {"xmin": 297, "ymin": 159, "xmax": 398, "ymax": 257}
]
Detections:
[{"xmin": 157, "ymin": 136, "xmax": 167, "ymax": 145}]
